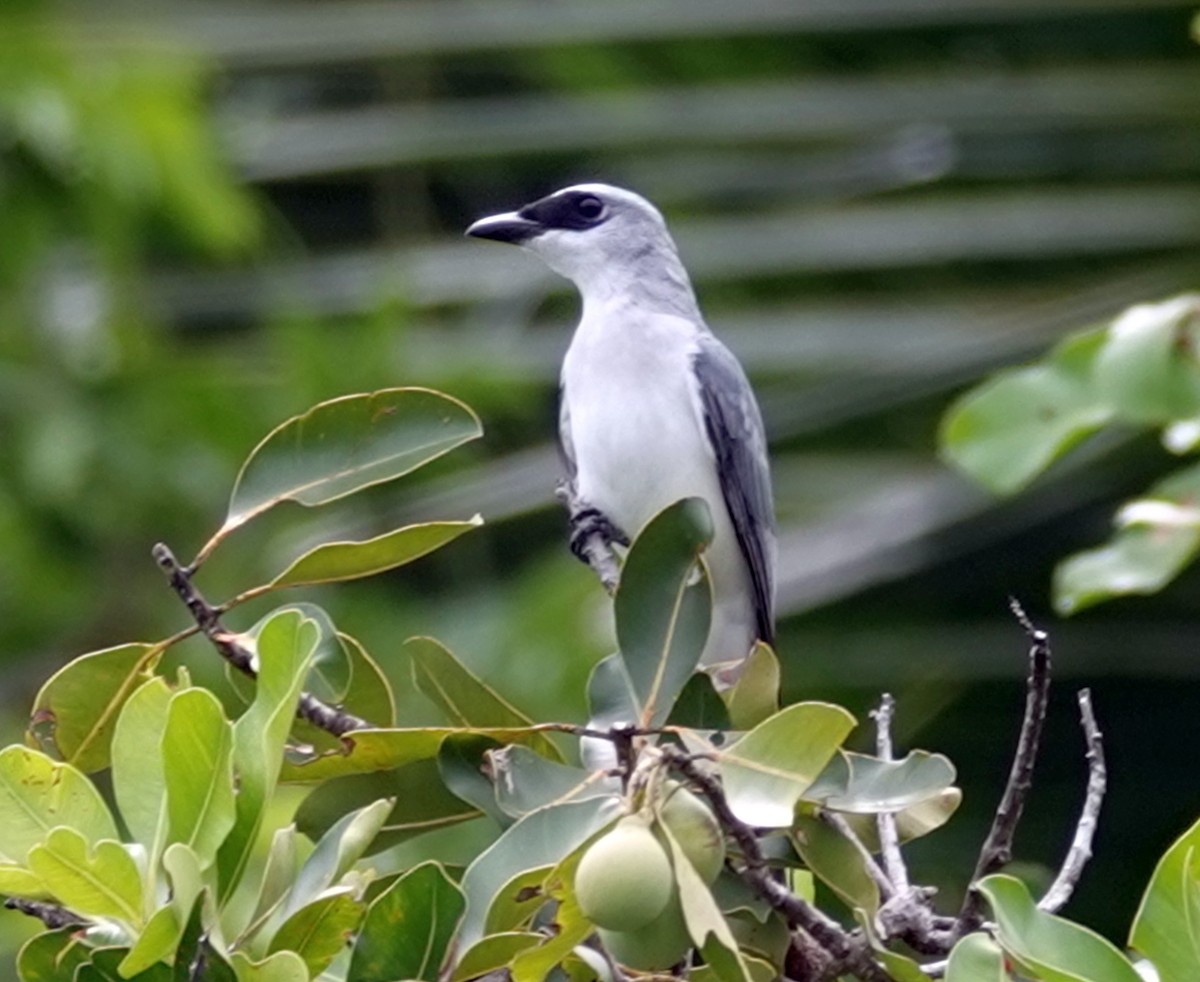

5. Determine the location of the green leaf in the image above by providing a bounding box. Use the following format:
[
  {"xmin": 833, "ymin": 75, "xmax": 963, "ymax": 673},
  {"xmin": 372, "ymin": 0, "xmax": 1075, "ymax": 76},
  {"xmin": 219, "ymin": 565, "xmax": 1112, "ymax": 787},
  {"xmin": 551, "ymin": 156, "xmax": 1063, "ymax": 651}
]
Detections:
[
  {"xmin": 817, "ymin": 750, "xmax": 957, "ymax": 813},
  {"xmin": 75, "ymin": 948, "xmax": 173, "ymax": 981},
  {"xmin": 509, "ymin": 856, "xmax": 594, "ymax": 982},
  {"xmin": 268, "ymin": 888, "xmax": 365, "ymax": 977},
  {"xmin": 979, "ymin": 874, "xmax": 1142, "ymax": 982},
  {"xmin": 841, "ymin": 787, "xmax": 963, "ymax": 850},
  {"xmin": 791, "ymin": 814, "xmax": 880, "ymax": 916},
  {"xmin": 452, "ymin": 933, "xmax": 544, "ymax": 982},
  {"xmin": 26, "ymin": 643, "xmax": 161, "ymax": 773},
  {"xmin": 348, "ymin": 862, "xmax": 466, "ymax": 982},
  {"xmin": 615, "ymin": 498, "xmax": 714, "ymax": 728},
  {"xmin": 946, "ymin": 933, "xmax": 1012, "ymax": 982},
  {"xmin": 266, "ymin": 517, "xmax": 482, "ymax": 589},
  {"xmin": 16, "ymin": 927, "xmax": 91, "ymax": 982},
  {"xmin": 231, "ymin": 603, "xmax": 352, "ymax": 708},
  {"xmin": 940, "ymin": 327, "xmax": 1111, "ymax": 494},
  {"xmin": 297, "ymin": 759, "xmax": 479, "ymax": 855},
  {"xmin": 1093, "ymin": 296, "xmax": 1200, "ymax": 424},
  {"xmin": 175, "ymin": 891, "xmax": 238, "ymax": 982},
  {"xmin": 229, "ymin": 951, "xmax": 309, "ymax": 982},
  {"xmin": 27, "ymin": 828, "xmax": 142, "ymax": 925},
  {"xmin": 1054, "ymin": 461, "xmax": 1200, "ymax": 614},
  {"xmin": 484, "ymin": 866, "xmax": 556, "ymax": 936},
  {"xmin": 460, "ymin": 797, "xmax": 621, "ymax": 947},
  {"xmin": 111, "ymin": 677, "xmax": 172, "ymax": 857},
  {"xmin": 282, "ymin": 798, "xmax": 391, "ymax": 919},
  {"xmin": 163, "ymin": 688, "xmax": 236, "ymax": 869},
  {"xmin": 723, "ymin": 642, "xmax": 780, "ymax": 731},
  {"xmin": 1129, "ymin": 815, "xmax": 1200, "ymax": 982},
  {"xmin": 0, "ymin": 864, "xmax": 45, "ymax": 896},
  {"xmin": 409, "ymin": 637, "xmax": 561, "ymax": 761},
  {"xmin": 218, "ymin": 609, "xmax": 319, "ymax": 899},
  {"xmin": 438, "ymin": 734, "xmax": 512, "ymax": 827},
  {"xmin": 220, "ymin": 388, "xmax": 482, "ymax": 537},
  {"xmin": 490, "ymin": 745, "xmax": 616, "ymax": 818},
  {"xmin": 585, "ymin": 653, "xmax": 638, "ymax": 731},
  {"xmin": 715, "ymin": 703, "xmax": 857, "ymax": 827},
  {"xmin": 0, "ymin": 746, "xmax": 117, "ymax": 864},
  {"xmin": 279, "ymin": 725, "xmax": 551, "ymax": 782},
  {"xmin": 854, "ymin": 909, "xmax": 929, "ymax": 982},
  {"xmin": 668, "ymin": 672, "xmax": 733, "ymax": 730},
  {"xmin": 119, "ymin": 845, "xmax": 204, "ymax": 977},
  {"xmin": 243, "ymin": 826, "xmax": 300, "ymax": 942},
  {"xmin": 661, "ymin": 824, "xmax": 750, "ymax": 982}
]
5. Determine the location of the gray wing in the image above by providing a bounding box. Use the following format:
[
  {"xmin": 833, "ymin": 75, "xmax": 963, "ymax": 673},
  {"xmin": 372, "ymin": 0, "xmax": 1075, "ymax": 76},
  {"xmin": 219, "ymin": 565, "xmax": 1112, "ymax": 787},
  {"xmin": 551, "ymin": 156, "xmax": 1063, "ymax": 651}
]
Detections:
[{"xmin": 692, "ymin": 334, "xmax": 777, "ymax": 646}]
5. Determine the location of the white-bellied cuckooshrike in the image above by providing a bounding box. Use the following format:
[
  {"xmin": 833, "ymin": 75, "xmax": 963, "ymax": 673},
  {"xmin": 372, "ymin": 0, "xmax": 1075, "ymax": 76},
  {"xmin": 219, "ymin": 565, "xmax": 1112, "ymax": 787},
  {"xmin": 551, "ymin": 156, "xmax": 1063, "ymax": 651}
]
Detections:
[{"xmin": 467, "ymin": 184, "xmax": 775, "ymax": 677}]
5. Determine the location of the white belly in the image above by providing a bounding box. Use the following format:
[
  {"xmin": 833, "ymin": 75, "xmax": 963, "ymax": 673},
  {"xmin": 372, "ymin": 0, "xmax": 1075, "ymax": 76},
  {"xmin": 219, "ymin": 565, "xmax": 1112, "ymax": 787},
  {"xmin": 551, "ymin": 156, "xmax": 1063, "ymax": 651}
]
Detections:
[{"xmin": 561, "ymin": 307, "xmax": 756, "ymax": 668}]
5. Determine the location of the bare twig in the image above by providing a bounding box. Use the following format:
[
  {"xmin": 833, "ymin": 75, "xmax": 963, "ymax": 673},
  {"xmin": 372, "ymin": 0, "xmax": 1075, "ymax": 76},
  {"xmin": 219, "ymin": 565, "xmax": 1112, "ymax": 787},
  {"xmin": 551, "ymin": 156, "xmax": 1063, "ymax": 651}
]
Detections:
[
  {"xmin": 659, "ymin": 745, "xmax": 892, "ymax": 982},
  {"xmin": 871, "ymin": 693, "xmax": 910, "ymax": 895},
  {"xmin": 3, "ymin": 897, "xmax": 85, "ymax": 929},
  {"xmin": 1038, "ymin": 688, "xmax": 1106, "ymax": 913},
  {"xmin": 556, "ymin": 480, "xmax": 622, "ymax": 594},
  {"xmin": 956, "ymin": 597, "xmax": 1052, "ymax": 936},
  {"xmin": 153, "ymin": 542, "xmax": 372, "ymax": 737},
  {"xmin": 820, "ymin": 810, "xmax": 895, "ymax": 902}
]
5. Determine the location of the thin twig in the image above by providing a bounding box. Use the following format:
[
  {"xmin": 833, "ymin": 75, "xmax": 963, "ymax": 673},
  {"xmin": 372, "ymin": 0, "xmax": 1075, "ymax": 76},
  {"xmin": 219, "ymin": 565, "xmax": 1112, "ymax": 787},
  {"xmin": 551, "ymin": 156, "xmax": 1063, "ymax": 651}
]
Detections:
[
  {"xmin": 1038, "ymin": 688, "xmax": 1106, "ymax": 913},
  {"xmin": 956, "ymin": 598, "xmax": 1052, "ymax": 937},
  {"xmin": 659, "ymin": 745, "xmax": 892, "ymax": 982},
  {"xmin": 871, "ymin": 693, "xmax": 910, "ymax": 895},
  {"xmin": 820, "ymin": 810, "xmax": 895, "ymax": 902},
  {"xmin": 556, "ymin": 480, "xmax": 622, "ymax": 594},
  {"xmin": 153, "ymin": 542, "xmax": 372, "ymax": 737},
  {"xmin": 3, "ymin": 897, "xmax": 85, "ymax": 929}
]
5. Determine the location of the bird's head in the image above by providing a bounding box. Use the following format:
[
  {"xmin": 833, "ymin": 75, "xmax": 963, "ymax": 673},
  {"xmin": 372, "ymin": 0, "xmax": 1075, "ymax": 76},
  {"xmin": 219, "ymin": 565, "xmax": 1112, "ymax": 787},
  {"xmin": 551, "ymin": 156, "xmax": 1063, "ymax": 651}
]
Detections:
[{"xmin": 466, "ymin": 184, "xmax": 681, "ymax": 289}]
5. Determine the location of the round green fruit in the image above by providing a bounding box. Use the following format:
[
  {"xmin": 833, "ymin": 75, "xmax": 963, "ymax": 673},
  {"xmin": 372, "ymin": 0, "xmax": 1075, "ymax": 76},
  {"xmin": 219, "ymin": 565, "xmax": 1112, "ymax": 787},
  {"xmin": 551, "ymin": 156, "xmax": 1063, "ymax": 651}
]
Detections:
[
  {"xmin": 575, "ymin": 816, "xmax": 673, "ymax": 931},
  {"xmin": 597, "ymin": 894, "xmax": 691, "ymax": 972},
  {"xmin": 659, "ymin": 783, "xmax": 725, "ymax": 884}
]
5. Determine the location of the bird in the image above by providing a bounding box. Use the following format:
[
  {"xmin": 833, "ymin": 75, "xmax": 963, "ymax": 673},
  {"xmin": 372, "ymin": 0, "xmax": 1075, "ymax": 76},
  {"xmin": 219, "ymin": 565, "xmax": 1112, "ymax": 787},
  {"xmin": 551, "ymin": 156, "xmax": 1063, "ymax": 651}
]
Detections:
[{"xmin": 466, "ymin": 184, "xmax": 775, "ymax": 678}]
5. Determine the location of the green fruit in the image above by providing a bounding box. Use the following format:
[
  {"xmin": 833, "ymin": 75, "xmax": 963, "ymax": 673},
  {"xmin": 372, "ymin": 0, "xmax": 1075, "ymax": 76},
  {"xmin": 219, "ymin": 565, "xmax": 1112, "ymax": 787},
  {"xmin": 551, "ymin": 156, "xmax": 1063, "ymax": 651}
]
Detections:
[
  {"xmin": 660, "ymin": 783, "xmax": 725, "ymax": 884},
  {"xmin": 575, "ymin": 816, "xmax": 673, "ymax": 931},
  {"xmin": 597, "ymin": 893, "xmax": 691, "ymax": 971}
]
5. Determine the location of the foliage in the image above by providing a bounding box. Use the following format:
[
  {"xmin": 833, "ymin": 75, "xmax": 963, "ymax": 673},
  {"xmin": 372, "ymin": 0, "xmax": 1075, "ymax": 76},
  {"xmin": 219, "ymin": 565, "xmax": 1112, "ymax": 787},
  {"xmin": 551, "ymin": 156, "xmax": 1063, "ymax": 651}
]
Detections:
[
  {"xmin": 941, "ymin": 295, "xmax": 1200, "ymax": 615},
  {"xmin": 0, "ymin": 385, "xmax": 1197, "ymax": 982}
]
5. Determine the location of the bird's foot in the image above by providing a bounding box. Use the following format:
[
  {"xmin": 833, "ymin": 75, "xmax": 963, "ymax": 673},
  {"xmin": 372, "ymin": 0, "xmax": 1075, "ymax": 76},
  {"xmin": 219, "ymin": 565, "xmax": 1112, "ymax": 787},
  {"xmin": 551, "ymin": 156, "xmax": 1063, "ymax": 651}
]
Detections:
[{"xmin": 567, "ymin": 505, "xmax": 628, "ymax": 564}]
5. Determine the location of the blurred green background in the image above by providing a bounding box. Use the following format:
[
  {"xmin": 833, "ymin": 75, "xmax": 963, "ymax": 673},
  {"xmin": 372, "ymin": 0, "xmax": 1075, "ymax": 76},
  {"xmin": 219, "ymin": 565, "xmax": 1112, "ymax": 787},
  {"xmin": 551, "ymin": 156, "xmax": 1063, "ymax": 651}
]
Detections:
[{"xmin": 2, "ymin": 0, "xmax": 1199, "ymax": 953}]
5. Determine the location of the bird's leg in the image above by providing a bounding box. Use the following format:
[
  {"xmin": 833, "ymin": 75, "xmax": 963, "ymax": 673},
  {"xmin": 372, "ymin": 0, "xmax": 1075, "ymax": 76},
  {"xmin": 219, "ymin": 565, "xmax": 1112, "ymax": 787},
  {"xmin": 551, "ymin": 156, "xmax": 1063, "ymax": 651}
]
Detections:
[{"xmin": 555, "ymin": 480, "xmax": 627, "ymax": 595}]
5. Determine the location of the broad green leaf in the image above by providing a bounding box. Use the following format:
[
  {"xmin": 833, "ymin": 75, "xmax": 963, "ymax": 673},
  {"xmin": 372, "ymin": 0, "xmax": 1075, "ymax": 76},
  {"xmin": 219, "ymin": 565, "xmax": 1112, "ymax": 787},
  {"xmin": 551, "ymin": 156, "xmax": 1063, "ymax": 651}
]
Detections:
[
  {"xmin": 1054, "ymin": 461, "xmax": 1200, "ymax": 614},
  {"xmin": 27, "ymin": 828, "xmax": 142, "ymax": 925},
  {"xmin": 231, "ymin": 604, "xmax": 352, "ymax": 708},
  {"xmin": 218, "ymin": 610, "xmax": 319, "ymax": 899},
  {"xmin": 221, "ymin": 388, "xmax": 482, "ymax": 535},
  {"xmin": 0, "ymin": 746, "xmax": 117, "ymax": 864},
  {"xmin": 119, "ymin": 845, "xmax": 204, "ymax": 977},
  {"xmin": 282, "ymin": 798, "xmax": 391, "ymax": 919},
  {"xmin": 163, "ymin": 688, "xmax": 236, "ymax": 869},
  {"xmin": 854, "ymin": 909, "xmax": 928, "ymax": 982},
  {"xmin": 723, "ymin": 642, "xmax": 780, "ymax": 731},
  {"xmin": 409, "ymin": 636, "xmax": 561, "ymax": 761},
  {"xmin": 26, "ymin": 643, "xmax": 161, "ymax": 773},
  {"xmin": 438, "ymin": 734, "xmax": 512, "ymax": 826},
  {"xmin": 243, "ymin": 826, "xmax": 300, "ymax": 942},
  {"xmin": 16, "ymin": 927, "xmax": 91, "ymax": 982},
  {"xmin": 229, "ymin": 951, "xmax": 309, "ymax": 982},
  {"xmin": 1129, "ymin": 815, "xmax": 1200, "ymax": 982},
  {"xmin": 668, "ymin": 672, "xmax": 732, "ymax": 730},
  {"xmin": 267, "ymin": 517, "xmax": 482, "ymax": 589},
  {"xmin": 297, "ymin": 759, "xmax": 478, "ymax": 855},
  {"xmin": 842, "ymin": 787, "xmax": 963, "ymax": 850},
  {"xmin": 484, "ymin": 866, "xmax": 556, "ymax": 936},
  {"xmin": 818, "ymin": 750, "xmax": 956, "ymax": 813},
  {"xmin": 791, "ymin": 814, "xmax": 880, "ymax": 915},
  {"xmin": 0, "ymin": 864, "xmax": 45, "ymax": 896},
  {"xmin": 460, "ymin": 797, "xmax": 621, "ymax": 947},
  {"xmin": 510, "ymin": 854, "xmax": 593, "ymax": 982},
  {"xmin": 946, "ymin": 933, "xmax": 1012, "ymax": 982},
  {"xmin": 491, "ymin": 745, "xmax": 616, "ymax": 818},
  {"xmin": 585, "ymin": 652, "xmax": 638, "ymax": 731},
  {"xmin": 348, "ymin": 862, "xmax": 465, "ymax": 982},
  {"xmin": 979, "ymin": 874, "xmax": 1142, "ymax": 982},
  {"xmin": 661, "ymin": 824, "xmax": 750, "ymax": 982},
  {"xmin": 715, "ymin": 703, "xmax": 856, "ymax": 827},
  {"xmin": 111, "ymin": 677, "xmax": 172, "ymax": 858},
  {"xmin": 615, "ymin": 498, "xmax": 713, "ymax": 728},
  {"xmin": 1093, "ymin": 296, "xmax": 1200, "ymax": 425},
  {"xmin": 694, "ymin": 954, "xmax": 778, "ymax": 982},
  {"xmin": 268, "ymin": 888, "xmax": 365, "ymax": 977},
  {"xmin": 279, "ymin": 725, "xmax": 551, "ymax": 783},
  {"xmin": 940, "ymin": 327, "xmax": 1111, "ymax": 494},
  {"xmin": 452, "ymin": 933, "xmax": 544, "ymax": 982},
  {"xmin": 75, "ymin": 948, "xmax": 172, "ymax": 981},
  {"xmin": 176, "ymin": 891, "xmax": 239, "ymax": 982}
]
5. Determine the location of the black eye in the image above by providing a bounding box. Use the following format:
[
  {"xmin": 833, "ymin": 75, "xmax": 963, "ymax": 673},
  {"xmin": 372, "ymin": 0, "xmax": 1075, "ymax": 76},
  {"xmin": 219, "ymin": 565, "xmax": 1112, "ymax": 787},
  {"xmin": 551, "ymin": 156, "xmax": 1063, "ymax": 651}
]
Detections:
[{"xmin": 575, "ymin": 195, "xmax": 605, "ymax": 220}]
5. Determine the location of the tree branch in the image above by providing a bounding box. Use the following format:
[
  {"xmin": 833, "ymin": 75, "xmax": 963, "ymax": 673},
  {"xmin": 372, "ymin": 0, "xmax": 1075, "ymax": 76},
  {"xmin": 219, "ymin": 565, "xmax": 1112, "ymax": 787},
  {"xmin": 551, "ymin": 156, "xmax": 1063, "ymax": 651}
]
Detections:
[
  {"xmin": 1038, "ymin": 688, "xmax": 1106, "ymax": 913},
  {"xmin": 871, "ymin": 693, "xmax": 910, "ymax": 895},
  {"xmin": 956, "ymin": 597, "xmax": 1051, "ymax": 937},
  {"xmin": 3, "ymin": 896, "xmax": 85, "ymax": 929},
  {"xmin": 153, "ymin": 542, "xmax": 372, "ymax": 737}
]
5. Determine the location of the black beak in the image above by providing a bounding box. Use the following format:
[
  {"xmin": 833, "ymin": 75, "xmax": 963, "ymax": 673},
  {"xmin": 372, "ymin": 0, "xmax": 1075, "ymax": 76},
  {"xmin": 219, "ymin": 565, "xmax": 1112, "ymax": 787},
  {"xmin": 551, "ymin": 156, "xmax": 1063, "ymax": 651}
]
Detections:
[{"xmin": 465, "ymin": 211, "xmax": 542, "ymax": 244}]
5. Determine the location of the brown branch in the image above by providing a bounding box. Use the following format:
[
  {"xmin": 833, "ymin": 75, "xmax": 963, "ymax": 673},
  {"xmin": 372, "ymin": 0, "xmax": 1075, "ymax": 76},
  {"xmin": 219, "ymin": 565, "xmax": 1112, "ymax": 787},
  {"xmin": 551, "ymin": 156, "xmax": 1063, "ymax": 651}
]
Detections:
[
  {"xmin": 1038, "ymin": 688, "xmax": 1106, "ymax": 913},
  {"xmin": 153, "ymin": 542, "xmax": 372, "ymax": 737},
  {"xmin": 659, "ymin": 745, "xmax": 893, "ymax": 982},
  {"xmin": 556, "ymin": 480, "xmax": 622, "ymax": 595},
  {"xmin": 4, "ymin": 896, "xmax": 85, "ymax": 929},
  {"xmin": 956, "ymin": 597, "xmax": 1051, "ymax": 937}
]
